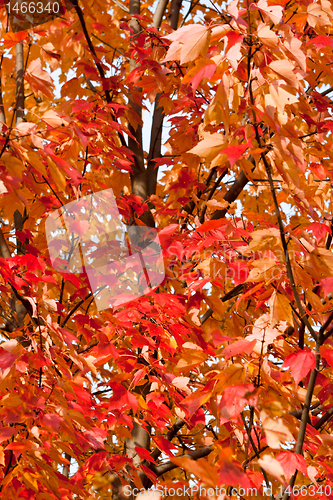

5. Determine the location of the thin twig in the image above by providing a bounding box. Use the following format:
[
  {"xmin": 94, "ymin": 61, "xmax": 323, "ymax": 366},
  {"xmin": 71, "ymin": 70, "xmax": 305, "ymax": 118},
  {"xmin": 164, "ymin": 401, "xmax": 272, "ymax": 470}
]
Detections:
[{"xmin": 200, "ymin": 170, "xmax": 228, "ymax": 223}]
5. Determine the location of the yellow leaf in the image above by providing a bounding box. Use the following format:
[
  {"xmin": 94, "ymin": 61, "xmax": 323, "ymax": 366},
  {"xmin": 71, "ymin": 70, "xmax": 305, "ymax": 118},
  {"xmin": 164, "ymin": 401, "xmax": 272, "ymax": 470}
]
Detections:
[
  {"xmin": 246, "ymin": 258, "xmax": 280, "ymax": 283},
  {"xmin": 269, "ymin": 290, "xmax": 293, "ymax": 325},
  {"xmin": 257, "ymin": 24, "xmax": 279, "ymax": 48},
  {"xmin": 245, "ymin": 228, "xmax": 281, "ymax": 254},
  {"xmin": 22, "ymin": 472, "xmax": 38, "ymax": 492},
  {"xmin": 175, "ymin": 346, "xmax": 207, "ymax": 374},
  {"xmin": 214, "ymin": 363, "xmax": 245, "ymax": 391},
  {"xmin": 284, "ymin": 37, "xmax": 306, "ymax": 72},
  {"xmin": 26, "ymin": 59, "xmax": 54, "ymax": 99},
  {"xmin": 42, "ymin": 110, "xmax": 71, "ymax": 128},
  {"xmin": 0, "ymin": 192, "xmax": 25, "ymax": 221},
  {"xmin": 47, "ymin": 157, "xmax": 66, "ymax": 191},
  {"xmin": 182, "ymin": 58, "xmax": 216, "ymax": 85},
  {"xmin": 210, "ymin": 24, "xmax": 231, "ymax": 41},
  {"xmin": 29, "ymin": 200, "xmax": 49, "ymax": 220},
  {"xmin": 204, "ymin": 293, "xmax": 227, "ymax": 319},
  {"xmin": 162, "ymin": 24, "xmax": 211, "ymax": 64},
  {"xmin": 188, "ymin": 133, "xmax": 225, "ymax": 161},
  {"xmin": 23, "ymin": 151, "xmax": 47, "ymax": 176},
  {"xmin": 204, "ymin": 73, "xmax": 230, "ymax": 134},
  {"xmin": 2, "ymin": 153, "xmax": 25, "ymax": 179},
  {"xmin": 268, "ymin": 59, "xmax": 297, "ymax": 87},
  {"xmin": 268, "ymin": 82, "xmax": 299, "ymax": 114},
  {"xmin": 238, "ymin": 157, "xmax": 256, "ymax": 180}
]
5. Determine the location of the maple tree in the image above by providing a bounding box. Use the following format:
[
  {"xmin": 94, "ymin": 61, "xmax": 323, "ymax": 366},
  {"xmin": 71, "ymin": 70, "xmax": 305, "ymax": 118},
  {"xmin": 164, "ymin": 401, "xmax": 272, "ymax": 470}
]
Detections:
[{"xmin": 0, "ymin": 0, "xmax": 333, "ymax": 498}]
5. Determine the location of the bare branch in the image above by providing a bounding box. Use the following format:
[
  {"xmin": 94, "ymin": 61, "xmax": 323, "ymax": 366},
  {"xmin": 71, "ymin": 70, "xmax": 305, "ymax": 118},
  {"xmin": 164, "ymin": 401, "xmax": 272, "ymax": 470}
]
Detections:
[
  {"xmin": 147, "ymin": 94, "xmax": 164, "ymax": 197},
  {"xmin": 321, "ymin": 85, "xmax": 333, "ymax": 96},
  {"xmin": 314, "ymin": 405, "xmax": 333, "ymax": 430},
  {"xmin": 200, "ymin": 170, "xmax": 228, "ymax": 223},
  {"xmin": 12, "ymin": 41, "xmax": 31, "ymax": 328},
  {"xmin": 0, "ymin": 65, "xmax": 6, "ymax": 128},
  {"xmin": 71, "ymin": 0, "xmax": 127, "ymax": 149},
  {"xmin": 201, "ymin": 283, "xmax": 245, "ymax": 323},
  {"xmin": 319, "ymin": 311, "xmax": 333, "ymax": 336},
  {"xmin": 153, "ymin": 0, "xmax": 169, "ymax": 28},
  {"xmin": 72, "ymin": 0, "xmax": 111, "ymax": 101},
  {"xmin": 91, "ymin": 33, "xmax": 127, "ymax": 58},
  {"xmin": 210, "ymin": 170, "xmax": 250, "ymax": 220},
  {"xmin": 83, "ymin": 74, "xmax": 98, "ymax": 94},
  {"xmin": 169, "ymin": 0, "xmax": 182, "ymax": 29},
  {"xmin": 323, "ymin": 324, "xmax": 333, "ymax": 341},
  {"xmin": 62, "ymin": 453, "xmax": 71, "ymax": 478},
  {"xmin": 127, "ymin": 0, "xmax": 147, "ymax": 204}
]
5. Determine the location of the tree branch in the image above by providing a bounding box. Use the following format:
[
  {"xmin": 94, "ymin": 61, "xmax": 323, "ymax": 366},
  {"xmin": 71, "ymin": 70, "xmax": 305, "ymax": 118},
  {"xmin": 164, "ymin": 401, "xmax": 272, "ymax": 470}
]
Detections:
[
  {"xmin": 147, "ymin": 94, "xmax": 164, "ymax": 198},
  {"xmin": 128, "ymin": 0, "xmax": 148, "ymax": 208},
  {"xmin": 314, "ymin": 405, "xmax": 333, "ymax": 430},
  {"xmin": 152, "ymin": 446, "xmax": 212, "ymax": 476},
  {"xmin": 169, "ymin": 0, "xmax": 182, "ymax": 29},
  {"xmin": 210, "ymin": 170, "xmax": 251, "ymax": 220},
  {"xmin": 0, "ymin": 16, "xmax": 9, "ymax": 130},
  {"xmin": 91, "ymin": 33, "xmax": 127, "ymax": 58},
  {"xmin": 151, "ymin": 418, "xmax": 185, "ymax": 461},
  {"xmin": 201, "ymin": 283, "xmax": 245, "ymax": 323},
  {"xmin": 322, "ymin": 324, "xmax": 333, "ymax": 341},
  {"xmin": 72, "ymin": 0, "xmax": 111, "ymax": 102},
  {"xmin": 153, "ymin": 0, "xmax": 169, "ymax": 28},
  {"xmin": 321, "ymin": 85, "xmax": 333, "ymax": 97},
  {"xmin": 15, "ymin": 42, "xmax": 25, "ymax": 125},
  {"xmin": 0, "ymin": 62, "xmax": 6, "ymax": 129},
  {"xmin": 0, "ymin": 229, "xmax": 10, "ymax": 259},
  {"xmin": 319, "ymin": 310, "xmax": 333, "ymax": 337},
  {"xmin": 147, "ymin": 0, "xmax": 182, "ymax": 198},
  {"xmin": 200, "ymin": 170, "xmax": 228, "ymax": 223}
]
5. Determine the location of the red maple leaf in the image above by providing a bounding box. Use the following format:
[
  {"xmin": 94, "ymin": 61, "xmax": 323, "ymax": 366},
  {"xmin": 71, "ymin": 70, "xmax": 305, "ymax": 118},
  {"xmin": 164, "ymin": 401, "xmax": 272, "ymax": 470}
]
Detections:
[
  {"xmin": 282, "ymin": 350, "xmax": 316, "ymax": 385},
  {"xmin": 276, "ymin": 452, "xmax": 307, "ymax": 480}
]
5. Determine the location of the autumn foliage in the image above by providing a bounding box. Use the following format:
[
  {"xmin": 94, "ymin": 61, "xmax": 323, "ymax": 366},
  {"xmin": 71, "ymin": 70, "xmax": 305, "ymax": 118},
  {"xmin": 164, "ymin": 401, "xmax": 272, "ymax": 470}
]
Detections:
[{"xmin": 0, "ymin": 0, "xmax": 333, "ymax": 498}]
